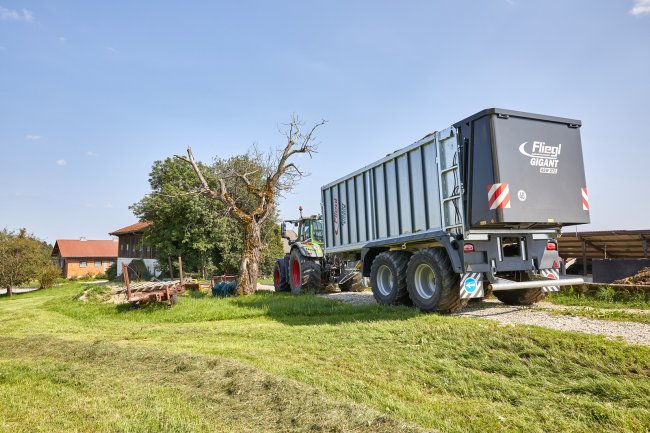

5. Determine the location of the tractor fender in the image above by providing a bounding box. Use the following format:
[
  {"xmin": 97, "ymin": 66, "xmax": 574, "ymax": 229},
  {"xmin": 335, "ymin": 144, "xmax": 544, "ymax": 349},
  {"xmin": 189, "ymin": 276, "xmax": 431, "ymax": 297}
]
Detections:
[{"xmin": 292, "ymin": 243, "xmax": 324, "ymax": 259}]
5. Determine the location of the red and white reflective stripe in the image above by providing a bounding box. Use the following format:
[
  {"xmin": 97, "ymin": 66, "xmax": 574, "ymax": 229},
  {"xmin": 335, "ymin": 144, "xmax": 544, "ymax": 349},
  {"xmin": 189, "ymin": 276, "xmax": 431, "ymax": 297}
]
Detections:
[
  {"xmin": 581, "ymin": 187, "xmax": 589, "ymax": 210},
  {"xmin": 487, "ymin": 183, "xmax": 511, "ymax": 210}
]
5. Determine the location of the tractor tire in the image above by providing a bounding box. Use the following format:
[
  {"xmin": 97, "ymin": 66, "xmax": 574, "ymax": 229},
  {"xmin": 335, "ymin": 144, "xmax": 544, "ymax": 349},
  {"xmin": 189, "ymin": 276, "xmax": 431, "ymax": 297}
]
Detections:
[
  {"xmin": 339, "ymin": 273, "xmax": 365, "ymax": 292},
  {"xmin": 406, "ymin": 248, "xmax": 467, "ymax": 313},
  {"xmin": 493, "ymin": 272, "xmax": 546, "ymax": 305},
  {"xmin": 288, "ymin": 249, "xmax": 322, "ymax": 294},
  {"xmin": 273, "ymin": 258, "xmax": 290, "ymax": 292},
  {"xmin": 370, "ymin": 251, "xmax": 411, "ymax": 305}
]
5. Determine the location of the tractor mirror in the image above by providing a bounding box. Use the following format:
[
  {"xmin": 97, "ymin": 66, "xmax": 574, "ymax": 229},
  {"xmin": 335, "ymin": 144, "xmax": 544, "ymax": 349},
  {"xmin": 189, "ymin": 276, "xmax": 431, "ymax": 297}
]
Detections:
[{"xmin": 280, "ymin": 222, "xmax": 287, "ymax": 238}]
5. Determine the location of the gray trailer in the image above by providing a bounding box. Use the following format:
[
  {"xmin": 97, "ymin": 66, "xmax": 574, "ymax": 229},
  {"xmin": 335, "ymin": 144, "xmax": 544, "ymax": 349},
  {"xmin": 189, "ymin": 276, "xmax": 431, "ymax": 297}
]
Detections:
[{"xmin": 275, "ymin": 108, "xmax": 589, "ymax": 312}]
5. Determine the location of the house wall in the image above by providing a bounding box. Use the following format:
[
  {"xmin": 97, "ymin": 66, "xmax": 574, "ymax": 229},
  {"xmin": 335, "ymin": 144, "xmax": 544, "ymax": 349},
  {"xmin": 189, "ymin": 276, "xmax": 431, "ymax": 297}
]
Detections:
[
  {"xmin": 64, "ymin": 258, "xmax": 115, "ymax": 278},
  {"xmin": 117, "ymin": 233, "xmax": 156, "ymax": 259}
]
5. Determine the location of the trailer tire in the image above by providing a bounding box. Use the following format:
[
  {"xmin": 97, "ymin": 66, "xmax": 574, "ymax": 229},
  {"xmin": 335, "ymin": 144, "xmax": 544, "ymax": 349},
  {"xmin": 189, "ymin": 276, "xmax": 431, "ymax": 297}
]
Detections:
[
  {"xmin": 406, "ymin": 248, "xmax": 467, "ymax": 313},
  {"xmin": 339, "ymin": 273, "xmax": 365, "ymax": 292},
  {"xmin": 289, "ymin": 249, "xmax": 322, "ymax": 294},
  {"xmin": 492, "ymin": 272, "xmax": 546, "ymax": 305},
  {"xmin": 370, "ymin": 251, "xmax": 410, "ymax": 305},
  {"xmin": 273, "ymin": 258, "xmax": 291, "ymax": 292},
  {"xmin": 493, "ymin": 288, "xmax": 546, "ymax": 305}
]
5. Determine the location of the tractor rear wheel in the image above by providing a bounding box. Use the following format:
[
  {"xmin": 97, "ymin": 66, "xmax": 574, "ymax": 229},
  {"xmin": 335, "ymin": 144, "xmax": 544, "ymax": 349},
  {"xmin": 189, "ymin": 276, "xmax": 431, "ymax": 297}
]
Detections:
[
  {"xmin": 289, "ymin": 249, "xmax": 322, "ymax": 294},
  {"xmin": 273, "ymin": 258, "xmax": 290, "ymax": 292},
  {"xmin": 370, "ymin": 251, "xmax": 410, "ymax": 305}
]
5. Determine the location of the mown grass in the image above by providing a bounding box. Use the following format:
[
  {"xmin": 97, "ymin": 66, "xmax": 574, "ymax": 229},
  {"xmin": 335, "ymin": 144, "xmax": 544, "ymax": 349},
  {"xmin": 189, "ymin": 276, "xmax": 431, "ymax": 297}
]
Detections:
[
  {"xmin": 1, "ymin": 283, "xmax": 650, "ymax": 433},
  {"xmin": 548, "ymin": 285, "xmax": 650, "ymax": 310},
  {"xmin": 544, "ymin": 307, "xmax": 650, "ymax": 324}
]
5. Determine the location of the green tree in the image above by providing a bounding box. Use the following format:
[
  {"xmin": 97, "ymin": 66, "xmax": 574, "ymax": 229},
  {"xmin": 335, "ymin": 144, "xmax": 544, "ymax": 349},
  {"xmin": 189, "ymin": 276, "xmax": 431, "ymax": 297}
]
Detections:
[
  {"xmin": 131, "ymin": 157, "xmax": 283, "ymax": 279},
  {"xmin": 179, "ymin": 116, "xmax": 324, "ymax": 295},
  {"xmin": 0, "ymin": 229, "xmax": 52, "ymax": 297}
]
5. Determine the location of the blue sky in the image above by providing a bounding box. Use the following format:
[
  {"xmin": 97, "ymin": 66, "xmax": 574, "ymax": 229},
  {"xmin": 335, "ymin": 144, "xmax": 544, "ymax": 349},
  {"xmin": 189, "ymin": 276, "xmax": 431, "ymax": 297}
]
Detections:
[{"xmin": 1, "ymin": 0, "xmax": 649, "ymax": 243}]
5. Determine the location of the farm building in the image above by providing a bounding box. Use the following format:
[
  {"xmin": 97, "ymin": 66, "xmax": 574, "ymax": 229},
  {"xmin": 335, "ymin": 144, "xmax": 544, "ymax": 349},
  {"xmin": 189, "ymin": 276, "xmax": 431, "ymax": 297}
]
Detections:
[
  {"xmin": 558, "ymin": 229, "xmax": 650, "ymax": 282},
  {"xmin": 51, "ymin": 239, "xmax": 118, "ymax": 278},
  {"xmin": 109, "ymin": 221, "xmax": 160, "ymax": 277}
]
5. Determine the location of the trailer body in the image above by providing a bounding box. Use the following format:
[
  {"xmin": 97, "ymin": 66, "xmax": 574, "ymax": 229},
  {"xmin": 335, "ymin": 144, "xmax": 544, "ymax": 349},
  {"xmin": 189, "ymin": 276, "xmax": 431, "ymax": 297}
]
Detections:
[{"xmin": 319, "ymin": 108, "xmax": 589, "ymax": 300}]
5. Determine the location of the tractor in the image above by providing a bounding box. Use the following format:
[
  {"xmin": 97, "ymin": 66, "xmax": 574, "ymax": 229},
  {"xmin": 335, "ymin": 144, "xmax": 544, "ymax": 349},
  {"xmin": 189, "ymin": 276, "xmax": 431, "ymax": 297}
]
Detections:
[{"xmin": 273, "ymin": 206, "xmax": 365, "ymax": 293}]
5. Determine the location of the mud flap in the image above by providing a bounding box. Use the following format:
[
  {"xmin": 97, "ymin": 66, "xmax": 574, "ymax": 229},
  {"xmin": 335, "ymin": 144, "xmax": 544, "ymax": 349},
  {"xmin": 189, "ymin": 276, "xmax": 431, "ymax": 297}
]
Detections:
[
  {"xmin": 540, "ymin": 268, "xmax": 560, "ymax": 293},
  {"xmin": 460, "ymin": 272, "xmax": 484, "ymax": 299}
]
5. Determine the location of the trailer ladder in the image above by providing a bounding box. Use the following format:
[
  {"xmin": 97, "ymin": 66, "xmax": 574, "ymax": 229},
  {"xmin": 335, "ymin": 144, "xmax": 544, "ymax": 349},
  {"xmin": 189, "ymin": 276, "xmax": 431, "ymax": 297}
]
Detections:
[{"xmin": 435, "ymin": 127, "xmax": 465, "ymax": 235}]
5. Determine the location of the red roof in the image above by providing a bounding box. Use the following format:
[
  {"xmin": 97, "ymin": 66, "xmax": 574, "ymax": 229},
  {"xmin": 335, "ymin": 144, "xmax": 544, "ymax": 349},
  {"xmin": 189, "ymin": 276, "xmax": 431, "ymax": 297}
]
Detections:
[
  {"xmin": 52, "ymin": 240, "xmax": 118, "ymax": 258},
  {"xmin": 109, "ymin": 221, "xmax": 151, "ymax": 236}
]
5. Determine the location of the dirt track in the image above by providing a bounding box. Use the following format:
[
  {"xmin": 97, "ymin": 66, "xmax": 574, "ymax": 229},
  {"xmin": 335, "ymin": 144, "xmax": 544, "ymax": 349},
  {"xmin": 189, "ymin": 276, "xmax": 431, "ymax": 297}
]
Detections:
[{"xmin": 320, "ymin": 292, "xmax": 650, "ymax": 347}]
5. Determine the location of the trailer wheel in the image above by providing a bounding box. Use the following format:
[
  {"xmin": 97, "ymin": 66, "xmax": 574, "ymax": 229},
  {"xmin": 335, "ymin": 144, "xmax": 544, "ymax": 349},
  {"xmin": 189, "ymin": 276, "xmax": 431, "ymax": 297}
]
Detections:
[
  {"xmin": 492, "ymin": 272, "xmax": 546, "ymax": 305},
  {"xmin": 273, "ymin": 258, "xmax": 291, "ymax": 292},
  {"xmin": 406, "ymin": 248, "xmax": 467, "ymax": 313},
  {"xmin": 339, "ymin": 273, "xmax": 365, "ymax": 292},
  {"xmin": 370, "ymin": 251, "xmax": 410, "ymax": 305},
  {"xmin": 289, "ymin": 249, "xmax": 322, "ymax": 294}
]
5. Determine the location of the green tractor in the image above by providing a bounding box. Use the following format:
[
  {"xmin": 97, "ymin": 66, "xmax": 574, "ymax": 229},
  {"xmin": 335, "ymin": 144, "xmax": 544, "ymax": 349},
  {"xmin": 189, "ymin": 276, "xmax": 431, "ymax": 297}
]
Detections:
[{"xmin": 274, "ymin": 206, "xmax": 365, "ymax": 294}]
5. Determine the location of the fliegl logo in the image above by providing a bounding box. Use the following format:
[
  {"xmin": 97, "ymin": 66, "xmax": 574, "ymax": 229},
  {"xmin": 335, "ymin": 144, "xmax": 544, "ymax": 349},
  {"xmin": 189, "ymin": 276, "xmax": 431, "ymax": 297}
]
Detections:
[{"xmin": 518, "ymin": 141, "xmax": 561, "ymax": 175}]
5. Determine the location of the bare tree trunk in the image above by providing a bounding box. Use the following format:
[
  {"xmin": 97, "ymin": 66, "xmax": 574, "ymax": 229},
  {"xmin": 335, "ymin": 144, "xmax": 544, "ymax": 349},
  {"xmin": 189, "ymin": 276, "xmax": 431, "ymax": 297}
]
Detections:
[
  {"xmin": 5, "ymin": 286, "xmax": 12, "ymax": 297},
  {"xmin": 237, "ymin": 221, "xmax": 261, "ymax": 296}
]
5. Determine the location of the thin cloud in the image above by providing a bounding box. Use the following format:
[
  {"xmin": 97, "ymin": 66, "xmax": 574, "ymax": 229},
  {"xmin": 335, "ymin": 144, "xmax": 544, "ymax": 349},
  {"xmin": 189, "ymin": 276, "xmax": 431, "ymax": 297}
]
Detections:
[
  {"xmin": 631, "ymin": 0, "xmax": 650, "ymax": 15},
  {"xmin": 25, "ymin": 134, "xmax": 41, "ymax": 140},
  {"xmin": 59, "ymin": 36, "xmax": 66, "ymax": 42},
  {"xmin": 105, "ymin": 46, "xmax": 119, "ymax": 53},
  {"xmin": 86, "ymin": 151, "xmax": 99, "ymax": 157},
  {"xmin": 0, "ymin": 6, "xmax": 34, "ymax": 22},
  {"xmin": 56, "ymin": 159, "xmax": 66, "ymax": 166}
]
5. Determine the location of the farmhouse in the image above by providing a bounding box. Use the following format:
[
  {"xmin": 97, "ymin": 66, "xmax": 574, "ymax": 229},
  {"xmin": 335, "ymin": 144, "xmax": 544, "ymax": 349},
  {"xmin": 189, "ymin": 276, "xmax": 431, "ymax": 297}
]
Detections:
[
  {"xmin": 109, "ymin": 221, "xmax": 159, "ymax": 277},
  {"xmin": 51, "ymin": 238, "xmax": 118, "ymax": 278}
]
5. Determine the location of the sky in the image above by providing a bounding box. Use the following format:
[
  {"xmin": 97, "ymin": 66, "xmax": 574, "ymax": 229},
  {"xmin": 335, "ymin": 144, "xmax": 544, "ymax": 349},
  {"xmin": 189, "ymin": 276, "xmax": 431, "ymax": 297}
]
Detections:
[{"xmin": 1, "ymin": 0, "xmax": 649, "ymax": 244}]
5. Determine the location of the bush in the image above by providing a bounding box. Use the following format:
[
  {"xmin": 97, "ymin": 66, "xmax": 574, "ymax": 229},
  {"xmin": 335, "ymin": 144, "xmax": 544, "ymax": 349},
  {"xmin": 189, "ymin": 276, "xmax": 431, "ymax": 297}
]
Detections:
[
  {"xmin": 105, "ymin": 263, "xmax": 118, "ymax": 281},
  {"xmin": 94, "ymin": 272, "xmax": 108, "ymax": 280},
  {"xmin": 39, "ymin": 265, "xmax": 62, "ymax": 289}
]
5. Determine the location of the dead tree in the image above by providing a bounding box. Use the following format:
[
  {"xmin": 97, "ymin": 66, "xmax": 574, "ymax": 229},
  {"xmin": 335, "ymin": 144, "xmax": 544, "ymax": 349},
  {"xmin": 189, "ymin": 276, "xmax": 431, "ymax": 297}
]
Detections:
[{"xmin": 178, "ymin": 116, "xmax": 325, "ymax": 295}]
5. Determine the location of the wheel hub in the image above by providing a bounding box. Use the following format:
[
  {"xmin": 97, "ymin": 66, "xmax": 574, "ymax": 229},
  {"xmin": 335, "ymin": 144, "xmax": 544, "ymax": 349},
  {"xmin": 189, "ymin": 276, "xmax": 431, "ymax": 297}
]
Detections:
[
  {"xmin": 376, "ymin": 265, "xmax": 394, "ymax": 296},
  {"xmin": 414, "ymin": 263, "xmax": 437, "ymax": 300}
]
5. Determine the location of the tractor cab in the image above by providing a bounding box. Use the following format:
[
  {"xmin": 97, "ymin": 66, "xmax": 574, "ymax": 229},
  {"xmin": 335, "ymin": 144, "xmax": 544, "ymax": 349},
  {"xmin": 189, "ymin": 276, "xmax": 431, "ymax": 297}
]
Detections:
[{"xmin": 281, "ymin": 206, "xmax": 324, "ymax": 245}]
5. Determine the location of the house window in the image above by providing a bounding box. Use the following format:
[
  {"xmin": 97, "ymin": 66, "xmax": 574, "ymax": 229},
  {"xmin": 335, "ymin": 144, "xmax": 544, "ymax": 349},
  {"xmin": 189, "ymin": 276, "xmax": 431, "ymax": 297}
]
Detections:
[
  {"xmin": 95, "ymin": 261, "xmax": 102, "ymax": 268},
  {"xmin": 80, "ymin": 261, "xmax": 87, "ymax": 268}
]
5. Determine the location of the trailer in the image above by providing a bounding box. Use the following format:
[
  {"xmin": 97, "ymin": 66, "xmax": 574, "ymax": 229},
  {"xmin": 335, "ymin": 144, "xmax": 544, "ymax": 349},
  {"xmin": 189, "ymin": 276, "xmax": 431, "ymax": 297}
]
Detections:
[{"xmin": 274, "ymin": 108, "xmax": 589, "ymax": 312}]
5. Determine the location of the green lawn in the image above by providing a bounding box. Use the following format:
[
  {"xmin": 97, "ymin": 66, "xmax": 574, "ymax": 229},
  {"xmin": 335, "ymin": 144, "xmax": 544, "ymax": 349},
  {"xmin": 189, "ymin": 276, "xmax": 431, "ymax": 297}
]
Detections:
[
  {"xmin": 547, "ymin": 285, "xmax": 650, "ymax": 310},
  {"xmin": 1, "ymin": 284, "xmax": 650, "ymax": 433}
]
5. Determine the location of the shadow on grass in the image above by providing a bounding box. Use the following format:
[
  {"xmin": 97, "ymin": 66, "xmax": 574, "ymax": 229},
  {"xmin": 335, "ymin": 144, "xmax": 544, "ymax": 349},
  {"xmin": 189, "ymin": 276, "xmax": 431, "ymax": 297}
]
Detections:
[{"xmin": 229, "ymin": 291, "xmax": 420, "ymax": 326}]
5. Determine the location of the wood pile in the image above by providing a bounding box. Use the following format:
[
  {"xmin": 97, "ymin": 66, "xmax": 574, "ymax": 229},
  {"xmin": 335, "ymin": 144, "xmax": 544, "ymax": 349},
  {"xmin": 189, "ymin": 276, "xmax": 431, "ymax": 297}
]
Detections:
[{"xmin": 614, "ymin": 267, "xmax": 650, "ymax": 285}]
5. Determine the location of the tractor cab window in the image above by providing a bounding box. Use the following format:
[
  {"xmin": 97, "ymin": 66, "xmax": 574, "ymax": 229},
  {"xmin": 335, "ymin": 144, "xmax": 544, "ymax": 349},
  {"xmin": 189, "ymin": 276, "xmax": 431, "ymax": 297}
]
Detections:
[
  {"xmin": 312, "ymin": 220, "xmax": 324, "ymax": 243},
  {"xmin": 299, "ymin": 222, "xmax": 310, "ymax": 242}
]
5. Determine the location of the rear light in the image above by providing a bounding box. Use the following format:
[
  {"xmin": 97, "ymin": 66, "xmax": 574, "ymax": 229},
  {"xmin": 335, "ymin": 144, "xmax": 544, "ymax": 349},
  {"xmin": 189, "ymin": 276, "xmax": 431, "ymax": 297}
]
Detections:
[
  {"xmin": 546, "ymin": 241, "xmax": 557, "ymax": 251},
  {"xmin": 463, "ymin": 243, "xmax": 475, "ymax": 253}
]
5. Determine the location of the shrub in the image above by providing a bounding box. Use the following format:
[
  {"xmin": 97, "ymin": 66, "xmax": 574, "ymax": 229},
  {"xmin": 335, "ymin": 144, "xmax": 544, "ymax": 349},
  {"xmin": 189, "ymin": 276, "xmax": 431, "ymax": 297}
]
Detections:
[
  {"xmin": 39, "ymin": 265, "xmax": 62, "ymax": 289},
  {"xmin": 105, "ymin": 263, "xmax": 118, "ymax": 281},
  {"xmin": 94, "ymin": 272, "xmax": 108, "ymax": 280}
]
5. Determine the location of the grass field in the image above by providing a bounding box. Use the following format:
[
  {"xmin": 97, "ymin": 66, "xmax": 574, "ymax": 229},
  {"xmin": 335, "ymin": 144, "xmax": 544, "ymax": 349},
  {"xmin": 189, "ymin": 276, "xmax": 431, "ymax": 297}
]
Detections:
[
  {"xmin": 1, "ymin": 284, "xmax": 650, "ymax": 433},
  {"xmin": 547, "ymin": 285, "xmax": 650, "ymax": 310}
]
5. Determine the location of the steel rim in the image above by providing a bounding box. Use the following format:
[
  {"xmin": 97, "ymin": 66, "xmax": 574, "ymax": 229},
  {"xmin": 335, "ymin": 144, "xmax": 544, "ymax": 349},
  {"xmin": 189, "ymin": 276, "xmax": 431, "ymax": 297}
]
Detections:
[
  {"xmin": 414, "ymin": 263, "xmax": 437, "ymax": 300},
  {"xmin": 376, "ymin": 265, "xmax": 394, "ymax": 296},
  {"xmin": 291, "ymin": 259, "xmax": 301, "ymax": 287}
]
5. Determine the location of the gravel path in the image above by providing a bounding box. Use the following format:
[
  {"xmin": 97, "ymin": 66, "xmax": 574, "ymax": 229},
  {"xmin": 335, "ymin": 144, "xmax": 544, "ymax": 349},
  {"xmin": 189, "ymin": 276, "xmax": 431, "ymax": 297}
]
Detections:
[{"xmin": 318, "ymin": 292, "xmax": 650, "ymax": 347}]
